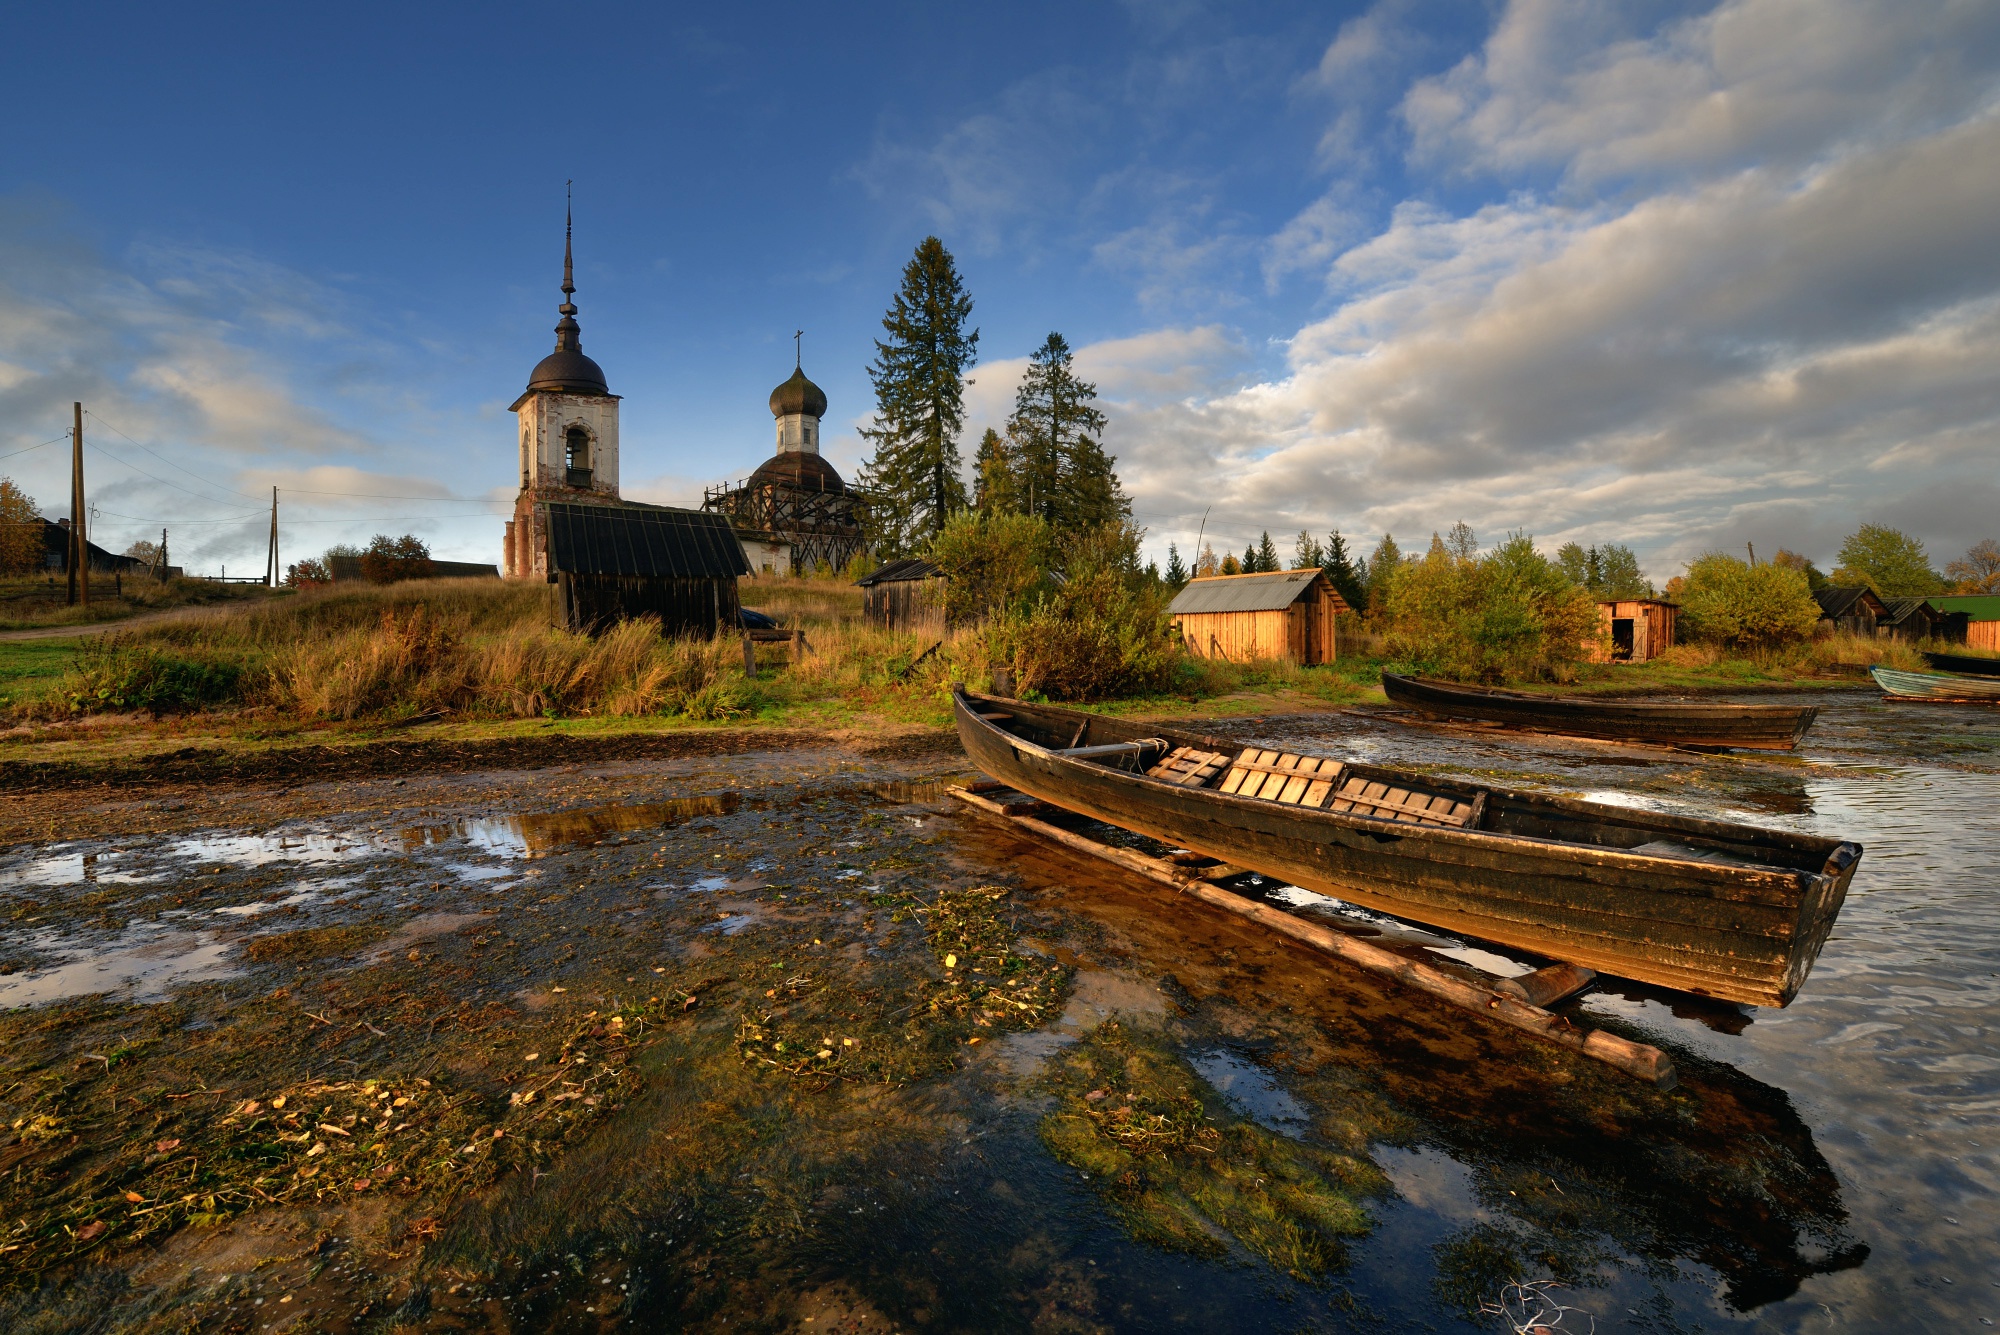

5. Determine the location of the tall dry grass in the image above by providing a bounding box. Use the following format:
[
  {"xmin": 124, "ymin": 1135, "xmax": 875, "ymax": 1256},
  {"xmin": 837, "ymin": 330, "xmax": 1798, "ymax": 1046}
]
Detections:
[{"xmin": 737, "ymin": 574, "xmax": 864, "ymax": 626}]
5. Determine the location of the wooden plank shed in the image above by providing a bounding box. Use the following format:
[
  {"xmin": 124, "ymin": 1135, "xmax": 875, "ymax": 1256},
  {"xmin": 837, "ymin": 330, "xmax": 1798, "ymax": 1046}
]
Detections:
[
  {"xmin": 537, "ymin": 500, "xmax": 749, "ymax": 635},
  {"xmin": 1814, "ymin": 587, "xmax": 1889, "ymax": 636},
  {"xmin": 856, "ymin": 558, "xmax": 946, "ymax": 635},
  {"xmin": 1169, "ymin": 568, "xmax": 1348, "ymax": 665},
  {"xmin": 1593, "ymin": 599, "xmax": 1677, "ymax": 662},
  {"xmin": 1928, "ymin": 594, "xmax": 2000, "ymax": 652}
]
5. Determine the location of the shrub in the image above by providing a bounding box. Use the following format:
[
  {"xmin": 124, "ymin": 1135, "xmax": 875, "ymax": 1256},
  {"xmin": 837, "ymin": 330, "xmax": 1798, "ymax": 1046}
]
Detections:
[
  {"xmin": 1009, "ymin": 564, "xmax": 1179, "ymax": 702},
  {"xmin": 64, "ymin": 639, "xmax": 245, "ymax": 716},
  {"xmin": 1383, "ymin": 534, "xmax": 1598, "ymax": 682},
  {"xmin": 1676, "ymin": 554, "xmax": 1821, "ymax": 649},
  {"xmin": 358, "ymin": 533, "xmax": 434, "ymax": 584},
  {"xmin": 267, "ymin": 605, "xmax": 464, "ymax": 720},
  {"xmin": 927, "ymin": 510, "xmax": 1054, "ymax": 624}
]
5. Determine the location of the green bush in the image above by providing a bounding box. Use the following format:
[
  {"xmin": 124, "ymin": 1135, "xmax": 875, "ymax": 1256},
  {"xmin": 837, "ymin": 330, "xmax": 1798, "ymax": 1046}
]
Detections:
[
  {"xmin": 927, "ymin": 510, "xmax": 1054, "ymax": 624},
  {"xmin": 1676, "ymin": 554, "xmax": 1821, "ymax": 648},
  {"xmin": 1006, "ymin": 523, "xmax": 1179, "ymax": 701},
  {"xmin": 65, "ymin": 640, "xmax": 246, "ymax": 716},
  {"xmin": 1383, "ymin": 534, "xmax": 1599, "ymax": 682}
]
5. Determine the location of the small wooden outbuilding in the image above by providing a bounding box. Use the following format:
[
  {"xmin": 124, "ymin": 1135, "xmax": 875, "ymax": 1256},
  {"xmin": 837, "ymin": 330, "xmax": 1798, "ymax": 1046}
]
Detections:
[
  {"xmin": 1593, "ymin": 599, "xmax": 1677, "ymax": 662},
  {"xmin": 1169, "ymin": 568, "xmax": 1347, "ymax": 665},
  {"xmin": 856, "ymin": 558, "xmax": 946, "ymax": 635},
  {"xmin": 1814, "ymin": 587, "xmax": 1889, "ymax": 636},
  {"xmin": 537, "ymin": 501, "xmax": 749, "ymax": 635},
  {"xmin": 1929, "ymin": 595, "xmax": 2000, "ymax": 652}
]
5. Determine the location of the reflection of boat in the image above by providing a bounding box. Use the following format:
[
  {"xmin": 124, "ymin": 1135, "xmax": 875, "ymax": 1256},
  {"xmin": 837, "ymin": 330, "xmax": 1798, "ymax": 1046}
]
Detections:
[
  {"xmin": 1871, "ymin": 665, "xmax": 2000, "ymax": 703},
  {"xmin": 1921, "ymin": 650, "xmax": 2000, "ymax": 677},
  {"xmin": 1380, "ymin": 672, "xmax": 1819, "ymax": 749},
  {"xmin": 952, "ymin": 688, "xmax": 1861, "ymax": 1008}
]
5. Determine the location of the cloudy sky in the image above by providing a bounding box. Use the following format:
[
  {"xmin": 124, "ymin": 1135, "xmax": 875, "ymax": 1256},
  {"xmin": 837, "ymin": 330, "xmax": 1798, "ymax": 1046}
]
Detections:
[{"xmin": 3, "ymin": 0, "xmax": 1995, "ymax": 579}]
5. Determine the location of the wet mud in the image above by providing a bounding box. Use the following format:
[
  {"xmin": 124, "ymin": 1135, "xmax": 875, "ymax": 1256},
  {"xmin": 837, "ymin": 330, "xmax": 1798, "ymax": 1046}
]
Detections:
[{"xmin": 0, "ymin": 691, "xmax": 1995, "ymax": 1331}]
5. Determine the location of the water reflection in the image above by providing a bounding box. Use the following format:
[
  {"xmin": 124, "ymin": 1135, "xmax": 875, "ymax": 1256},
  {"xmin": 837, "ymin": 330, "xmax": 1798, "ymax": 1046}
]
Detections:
[
  {"xmin": 0, "ymin": 921, "xmax": 240, "ymax": 1008},
  {"xmin": 403, "ymin": 793, "xmax": 740, "ymax": 857}
]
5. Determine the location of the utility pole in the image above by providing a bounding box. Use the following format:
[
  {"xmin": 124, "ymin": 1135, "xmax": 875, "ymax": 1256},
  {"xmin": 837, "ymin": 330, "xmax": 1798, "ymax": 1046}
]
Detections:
[
  {"xmin": 68, "ymin": 402, "xmax": 87, "ymax": 607},
  {"xmin": 267, "ymin": 486, "xmax": 279, "ymax": 586}
]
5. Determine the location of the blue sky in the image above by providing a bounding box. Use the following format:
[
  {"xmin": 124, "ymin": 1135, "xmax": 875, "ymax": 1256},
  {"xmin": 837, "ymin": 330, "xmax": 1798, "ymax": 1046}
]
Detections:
[{"xmin": 3, "ymin": 0, "xmax": 1997, "ymax": 579}]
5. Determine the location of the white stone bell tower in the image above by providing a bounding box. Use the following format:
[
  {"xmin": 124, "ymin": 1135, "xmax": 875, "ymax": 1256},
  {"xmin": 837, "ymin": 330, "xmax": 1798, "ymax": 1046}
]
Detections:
[{"xmin": 504, "ymin": 201, "xmax": 622, "ymax": 579}]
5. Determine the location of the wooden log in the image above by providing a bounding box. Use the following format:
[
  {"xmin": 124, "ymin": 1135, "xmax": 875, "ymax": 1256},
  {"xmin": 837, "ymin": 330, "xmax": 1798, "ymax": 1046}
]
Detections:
[
  {"xmin": 949, "ymin": 786, "xmax": 1676, "ymax": 1088},
  {"xmin": 742, "ymin": 634, "xmax": 757, "ymax": 679},
  {"xmin": 1493, "ymin": 963, "xmax": 1597, "ymax": 1007}
]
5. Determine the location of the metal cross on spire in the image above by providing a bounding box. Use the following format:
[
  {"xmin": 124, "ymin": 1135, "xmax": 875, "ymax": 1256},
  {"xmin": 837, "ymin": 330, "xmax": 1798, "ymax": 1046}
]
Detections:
[
  {"xmin": 560, "ymin": 180, "xmax": 576, "ymax": 310},
  {"xmin": 794, "ymin": 329, "xmax": 804, "ymax": 369}
]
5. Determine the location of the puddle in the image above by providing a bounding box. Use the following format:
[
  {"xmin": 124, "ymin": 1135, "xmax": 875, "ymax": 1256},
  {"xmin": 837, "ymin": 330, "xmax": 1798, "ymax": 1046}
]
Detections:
[
  {"xmin": 404, "ymin": 794, "xmax": 741, "ymax": 857},
  {"xmin": 1423, "ymin": 943, "xmax": 1536, "ymax": 978},
  {"xmin": 212, "ymin": 889, "xmax": 318, "ymax": 918},
  {"xmin": 702, "ymin": 913, "xmax": 759, "ymax": 936},
  {"xmin": 0, "ymin": 923, "xmax": 241, "ymax": 1008},
  {"xmin": 1187, "ymin": 1048, "xmax": 1312, "ymax": 1135},
  {"xmin": 0, "ymin": 850, "xmax": 158, "ymax": 888}
]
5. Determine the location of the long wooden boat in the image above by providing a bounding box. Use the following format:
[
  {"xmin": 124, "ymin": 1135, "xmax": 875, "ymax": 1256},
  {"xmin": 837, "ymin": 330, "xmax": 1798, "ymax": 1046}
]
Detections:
[
  {"xmin": 953, "ymin": 687, "xmax": 1861, "ymax": 1007},
  {"xmin": 1871, "ymin": 665, "xmax": 2000, "ymax": 703},
  {"xmin": 1920, "ymin": 651, "xmax": 2000, "ymax": 678},
  {"xmin": 1380, "ymin": 672, "xmax": 1818, "ymax": 750}
]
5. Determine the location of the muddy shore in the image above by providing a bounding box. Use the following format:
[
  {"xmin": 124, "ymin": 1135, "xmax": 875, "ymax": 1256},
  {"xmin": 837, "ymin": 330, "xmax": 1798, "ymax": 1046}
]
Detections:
[{"xmin": 2, "ymin": 694, "xmax": 1995, "ymax": 1331}]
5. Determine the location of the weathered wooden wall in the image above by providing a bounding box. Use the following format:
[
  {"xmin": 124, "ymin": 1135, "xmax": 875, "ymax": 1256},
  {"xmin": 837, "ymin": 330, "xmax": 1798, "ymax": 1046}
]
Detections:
[
  {"xmin": 1176, "ymin": 592, "xmax": 1338, "ymax": 665},
  {"xmin": 863, "ymin": 578, "xmax": 946, "ymax": 635},
  {"xmin": 1593, "ymin": 600, "xmax": 1677, "ymax": 662},
  {"xmin": 557, "ymin": 573, "xmax": 739, "ymax": 637},
  {"xmin": 1971, "ymin": 620, "xmax": 2000, "ymax": 653}
]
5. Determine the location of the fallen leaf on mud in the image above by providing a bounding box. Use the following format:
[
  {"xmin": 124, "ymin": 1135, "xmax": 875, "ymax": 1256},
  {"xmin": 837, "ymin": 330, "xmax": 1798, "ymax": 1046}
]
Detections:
[
  {"xmin": 271, "ymin": 1096, "xmax": 287, "ymax": 1109},
  {"xmin": 353, "ymin": 1179, "xmax": 371, "ymax": 1192},
  {"xmin": 1086, "ymin": 1090, "xmax": 1108, "ymax": 1102},
  {"xmin": 75, "ymin": 1221, "xmax": 107, "ymax": 1242},
  {"xmin": 551, "ymin": 987, "xmax": 566, "ymax": 994},
  {"xmin": 299, "ymin": 1165, "xmax": 320, "ymax": 1179},
  {"xmin": 154, "ymin": 1139, "xmax": 180, "ymax": 1154},
  {"xmin": 524, "ymin": 1053, "xmax": 540, "ymax": 1062},
  {"xmin": 306, "ymin": 1143, "xmax": 327, "ymax": 1158},
  {"xmin": 124, "ymin": 1191, "xmax": 143, "ymax": 1203},
  {"xmin": 317, "ymin": 1124, "xmax": 351, "ymax": 1136},
  {"xmin": 944, "ymin": 954, "xmax": 957, "ymax": 968}
]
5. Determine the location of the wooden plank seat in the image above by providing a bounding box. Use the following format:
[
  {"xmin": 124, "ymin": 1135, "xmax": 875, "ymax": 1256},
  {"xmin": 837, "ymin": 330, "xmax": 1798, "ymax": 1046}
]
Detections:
[
  {"xmin": 1219, "ymin": 749, "xmax": 1347, "ymax": 806},
  {"xmin": 1327, "ymin": 776, "xmax": 1481, "ymax": 828},
  {"xmin": 1146, "ymin": 745, "xmax": 1233, "ymax": 787}
]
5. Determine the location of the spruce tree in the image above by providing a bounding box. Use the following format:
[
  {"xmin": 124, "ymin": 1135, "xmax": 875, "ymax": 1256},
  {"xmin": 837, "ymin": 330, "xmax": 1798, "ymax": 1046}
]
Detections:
[
  {"xmin": 1322, "ymin": 530, "xmax": 1364, "ymax": 609},
  {"xmin": 1256, "ymin": 531, "xmax": 1280, "ymax": 574},
  {"xmin": 1241, "ymin": 541, "xmax": 1259, "ymax": 573},
  {"xmin": 1365, "ymin": 533, "xmax": 1401, "ymax": 615},
  {"xmin": 1003, "ymin": 332, "xmax": 1124, "ymax": 529},
  {"xmin": 1165, "ymin": 542, "xmax": 1188, "ymax": 587},
  {"xmin": 855, "ymin": 237, "xmax": 978, "ymax": 556},
  {"xmin": 972, "ymin": 428, "xmax": 1014, "ymax": 513},
  {"xmin": 1292, "ymin": 531, "xmax": 1323, "ymax": 570}
]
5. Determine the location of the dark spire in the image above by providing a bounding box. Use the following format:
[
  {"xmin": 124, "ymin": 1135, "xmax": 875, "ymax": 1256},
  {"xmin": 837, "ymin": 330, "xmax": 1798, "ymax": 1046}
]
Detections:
[
  {"xmin": 554, "ymin": 180, "xmax": 581, "ymax": 352},
  {"xmin": 794, "ymin": 329, "xmax": 803, "ymax": 370}
]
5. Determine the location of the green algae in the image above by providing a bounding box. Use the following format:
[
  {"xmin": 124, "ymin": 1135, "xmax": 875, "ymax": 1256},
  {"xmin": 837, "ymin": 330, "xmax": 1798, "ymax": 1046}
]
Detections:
[{"xmin": 1038, "ymin": 1020, "xmax": 1388, "ymax": 1281}]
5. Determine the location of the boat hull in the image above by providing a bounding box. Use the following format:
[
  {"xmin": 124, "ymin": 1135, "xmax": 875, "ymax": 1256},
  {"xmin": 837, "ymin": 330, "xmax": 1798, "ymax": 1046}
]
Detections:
[
  {"xmin": 954, "ymin": 691, "xmax": 1859, "ymax": 1008},
  {"xmin": 1380, "ymin": 673, "xmax": 1818, "ymax": 749},
  {"xmin": 1872, "ymin": 665, "xmax": 2000, "ymax": 701},
  {"xmin": 1921, "ymin": 651, "xmax": 2000, "ymax": 678}
]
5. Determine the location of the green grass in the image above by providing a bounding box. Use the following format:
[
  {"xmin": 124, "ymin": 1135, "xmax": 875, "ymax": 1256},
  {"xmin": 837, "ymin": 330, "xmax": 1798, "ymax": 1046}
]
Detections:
[
  {"xmin": 0, "ymin": 638, "xmax": 85, "ymax": 705},
  {"xmin": 0, "ymin": 574, "xmax": 280, "ymax": 632}
]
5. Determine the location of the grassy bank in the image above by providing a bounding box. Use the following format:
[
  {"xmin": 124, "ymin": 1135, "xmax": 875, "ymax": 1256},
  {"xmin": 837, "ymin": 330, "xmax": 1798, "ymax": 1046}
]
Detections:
[{"xmin": 0, "ymin": 573, "xmax": 277, "ymax": 633}]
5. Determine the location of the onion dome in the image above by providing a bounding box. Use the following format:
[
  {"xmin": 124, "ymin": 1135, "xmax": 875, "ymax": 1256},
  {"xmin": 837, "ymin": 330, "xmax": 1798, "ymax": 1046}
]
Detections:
[
  {"xmin": 748, "ymin": 451, "xmax": 846, "ymax": 494},
  {"xmin": 768, "ymin": 366, "xmax": 827, "ymax": 419},
  {"xmin": 526, "ymin": 202, "xmax": 610, "ymax": 396}
]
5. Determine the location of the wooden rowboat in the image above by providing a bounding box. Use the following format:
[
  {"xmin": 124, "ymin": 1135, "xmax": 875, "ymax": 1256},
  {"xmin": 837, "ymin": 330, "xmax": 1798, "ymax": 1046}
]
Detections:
[
  {"xmin": 1381, "ymin": 672, "xmax": 1819, "ymax": 750},
  {"xmin": 953, "ymin": 688, "xmax": 1860, "ymax": 1008},
  {"xmin": 1918, "ymin": 651, "xmax": 2000, "ymax": 679},
  {"xmin": 1871, "ymin": 665, "xmax": 2000, "ymax": 703}
]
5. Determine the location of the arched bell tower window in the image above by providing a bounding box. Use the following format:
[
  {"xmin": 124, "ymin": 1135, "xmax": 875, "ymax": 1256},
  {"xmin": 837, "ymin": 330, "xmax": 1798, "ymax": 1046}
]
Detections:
[{"xmin": 564, "ymin": 427, "xmax": 592, "ymax": 488}]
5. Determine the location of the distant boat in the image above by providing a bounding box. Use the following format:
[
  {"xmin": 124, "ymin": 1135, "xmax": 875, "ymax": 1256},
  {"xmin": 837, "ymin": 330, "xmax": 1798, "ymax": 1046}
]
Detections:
[
  {"xmin": 1380, "ymin": 673, "xmax": 1819, "ymax": 750},
  {"xmin": 1920, "ymin": 650, "xmax": 2000, "ymax": 678},
  {"xmin": 1871, "ymin": 665, "xmax": 2000, "ymax": 702},
  {"xmin": 953, "ymin": 687, "xmax": 1861, "ymax": 1008}
]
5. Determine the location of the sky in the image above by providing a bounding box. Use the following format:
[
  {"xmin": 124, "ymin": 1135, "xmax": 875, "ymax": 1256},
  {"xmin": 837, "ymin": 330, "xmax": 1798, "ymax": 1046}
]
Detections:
[{"xmin": 2, "ymin": 0, "xmax": 1996, "ymax": 581}]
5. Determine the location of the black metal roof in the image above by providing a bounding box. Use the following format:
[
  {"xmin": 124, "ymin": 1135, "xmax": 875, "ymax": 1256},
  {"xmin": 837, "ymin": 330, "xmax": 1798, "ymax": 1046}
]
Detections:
[
  {"xmin": 539, "ymin": 502, "xmax": 750, "ymax": 579},
  {"xmin": 856, "ymin": 558, "xmax": 943, "ymax": 587},
  {"xmin": 1814, "ymin": 587, "xmax": 1888, "ymax": 619}
]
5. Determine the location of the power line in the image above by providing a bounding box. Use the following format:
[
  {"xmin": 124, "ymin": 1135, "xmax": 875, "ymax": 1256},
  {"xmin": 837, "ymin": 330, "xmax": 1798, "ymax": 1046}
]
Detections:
[
  {"xmin": 0, "ymin": 435, "xmax": 70, "ymax": 466},
  {"xmin": 83, "ymin": 410, "xmax": 266, "ymax": 505},
  {"xmin": 93, "ymin": 507, "xmax": 506, "ymax": 525},
  {"xmin": 83, "ymin": 441, "xmax": 265, "ymax": 513}
]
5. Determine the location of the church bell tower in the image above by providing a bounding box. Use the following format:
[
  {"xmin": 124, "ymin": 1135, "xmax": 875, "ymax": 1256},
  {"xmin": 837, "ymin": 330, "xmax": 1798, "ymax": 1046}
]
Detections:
[{"xmin": 504, "ymin": 200, "xmax": 621, "ymax": 579}]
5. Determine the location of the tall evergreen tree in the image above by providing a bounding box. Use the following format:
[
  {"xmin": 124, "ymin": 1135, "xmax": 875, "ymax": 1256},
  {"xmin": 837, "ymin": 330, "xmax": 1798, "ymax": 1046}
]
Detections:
[
  {"xmin": 1241, "ymin": 540, "xmax": 1260, "ymax": 573},
  {"xmin": 1256, "ymin": 531, "xmax": 1280, "ymax": 573},
  {"xmin": 972, "ymin": 428, "xmax": 1014, "ymax": 513},
  {"xmin": 1003, "ymin": 332, "xmax": 1124, "ymax": 529},
  {"xmin": 1292, "ymin": 530, "xmax": 1323, "ymax": 570},
  {"xmin": 1322, "ymin": 530, "xmax": 1364, "ymax": 609},
  {"xmin": 855, "ymin": 237, "xmax": 978, "ymax": 556},
  {"xmin": 1164, "ymin": 542, "xmax": 1188, "ymax": 587}
]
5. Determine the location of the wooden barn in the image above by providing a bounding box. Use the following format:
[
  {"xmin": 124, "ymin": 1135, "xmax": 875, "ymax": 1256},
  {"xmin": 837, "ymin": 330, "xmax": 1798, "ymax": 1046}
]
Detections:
[
  {"xmin": 856, "ymin": 558, "xmax": 946, "ymax": 635},
  {"xmin": 1593, "ymin": 598, "xmax": 1677, "ymax": 662},
  {"xmin": 1169, "ymin": 568, "xmax": 1347, "ymax": 665},
  {"xmin": 1929, "ymin": 595, "xmax": 2000, "ymax": 652},
  {"xmin": 1814, "ymin": 587, "xmax": 1889, "ymax": 636},
  {"xmin": 537, "ymin": 501, "xmax": 749, "ymax": 635}
]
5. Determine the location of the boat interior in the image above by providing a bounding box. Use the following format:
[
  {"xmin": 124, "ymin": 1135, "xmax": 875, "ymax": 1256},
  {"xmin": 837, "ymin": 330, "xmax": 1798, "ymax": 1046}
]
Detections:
[{"xmin": 962, "ymin": 692, "xmax": 1844, "ymax": 875}]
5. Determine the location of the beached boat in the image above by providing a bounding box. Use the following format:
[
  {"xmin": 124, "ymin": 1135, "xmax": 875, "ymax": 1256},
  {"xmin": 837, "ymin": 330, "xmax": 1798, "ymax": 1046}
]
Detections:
[
  {"xmin": 1920, "ymin": 651, "xmax": 2000, "ymax": 678},
  {"xmin": 953, "ymin": 687, "xmax": 1860, "ymax": 1008},
  {"xmin": 1380, "ymin": 672, "xmax": 1819, "ymax": 749},
  {"xmin": 1871, "ymin": 665, "xmax": 2000, "ymax": 703}
]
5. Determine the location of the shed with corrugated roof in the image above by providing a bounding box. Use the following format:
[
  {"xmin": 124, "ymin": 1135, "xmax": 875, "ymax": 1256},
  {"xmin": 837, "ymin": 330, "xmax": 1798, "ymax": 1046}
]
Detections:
[
  {"xmin": 1168, "ymin": 568, "xmax": 1348, "ymax": 665},
  {"xmin": 537, "ymin": 500, "xmax": 749, "ymax": 635}
]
